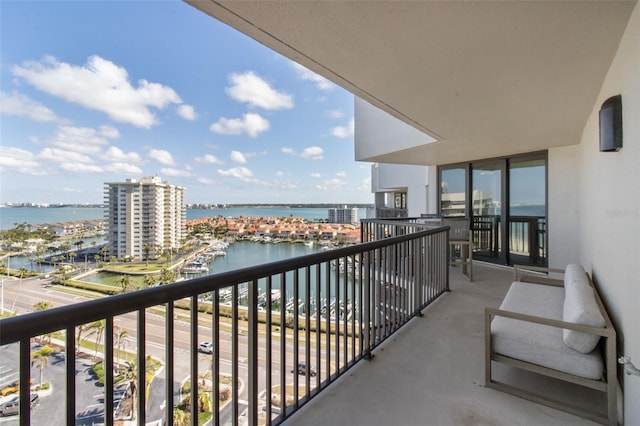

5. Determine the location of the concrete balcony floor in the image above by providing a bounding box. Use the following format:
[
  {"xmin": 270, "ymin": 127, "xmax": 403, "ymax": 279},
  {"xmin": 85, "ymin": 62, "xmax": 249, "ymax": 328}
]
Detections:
[{"xmin": 284, "ymin": 263, "xmax": 603, "ymax": 426}]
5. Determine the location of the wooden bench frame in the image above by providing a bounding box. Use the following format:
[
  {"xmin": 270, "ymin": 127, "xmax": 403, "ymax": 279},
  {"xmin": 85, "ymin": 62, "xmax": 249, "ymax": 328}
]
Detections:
[{"xmin": 484, "ymin": 265, "xmax": 618, "ymax": 425}]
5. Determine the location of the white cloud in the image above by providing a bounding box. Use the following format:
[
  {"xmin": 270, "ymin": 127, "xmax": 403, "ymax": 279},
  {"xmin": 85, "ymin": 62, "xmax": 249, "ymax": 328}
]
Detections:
[
  {"xmin": 210, "ymin": 113, "xmax": 269, "ymax": 138},
  {"xmin": 0, "ymin": 91, "xmax": 65, "ymax": 123},
  {"xmin": 11, "ymin": 55, "xmax": 183, "ymax": 128},
  {"xmin": 39, "ymin": 147, "xmax": 94, "ymax": 164},
  {"xmin": 0, "ymin": 146, "xmax": 46, "ymax": 175},
  {"xmin": 195, "ymin": 154, "xmax": 224, "ymax": 165},
  {"xmin": 230, "ymin": 150, "xmax": 247, "ymax": 164},
  {"xmin": 336, "ymin": 171, "xmax": 347, "ymax": 177},
  {"xmin": 331, "ymin": 118, "xmax": 355, "ymax": 138},
  {"xmin": 327, "ymin": 109, "xmax": 343, "ymax": 119},
  {"xmin": 40, "ymin": 125, "xmax": 115, "ymax": 155},
  {"xmin": 60, "ymin": 163, "xmax": 103, "ymax": 173},
  {"xmin": 161, "ymin": 167, "xmax": 192, "ymax": 177},
  {"xmin": 101, "ymin": 146, "xmax": 141, "ymax": 163},
  {"xmin": 149, "ymin": 149, "xmax": 175, "ymax": 166},
  {"xmin": 300, "ymin": 146, "xmax": 324, "ymax": 160},
  {"xmin": 291, "ymin": 63, "xmax": 335, "ymax": 91},
  {"xmin": 226, "ymin": 71, "xmax": 293, "ymax": 110},
  {"xmin": 315, "ymin": 178, "xmax": 346, "ymax": 191},
  {"xmin": 275, "ymin": 171, "xmax": 285, "ymax": 177},
  {"xmin": 177, "ymin": 104, "xmax": 196, "ymax": 120},
  {"xmin": 310, "ymin": 173, "xmax": 322, "ymax": 178},
  {"xmin": 281, "ymin": 147, "xmax": 295, "ymax": 155},
  {"xmin": 197, "ymin": 177, "xmax": 218, "ymax": 185},
  {"xmin": 100, "ymin": 125, "xmax": 120, "ymax": 139},
  {"xmin": 217, "ymin": 166, "xmax": 254, "ymax": 181},
  {"xmin": 104, "ymin": 162, "xmax": 143, "ymax": 175}
]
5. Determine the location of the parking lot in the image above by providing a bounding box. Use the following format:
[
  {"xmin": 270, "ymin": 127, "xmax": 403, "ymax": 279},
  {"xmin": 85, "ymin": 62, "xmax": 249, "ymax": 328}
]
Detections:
[{"xmin": 0, "ymin": 343, "xmax": 122, "ymax": 424}]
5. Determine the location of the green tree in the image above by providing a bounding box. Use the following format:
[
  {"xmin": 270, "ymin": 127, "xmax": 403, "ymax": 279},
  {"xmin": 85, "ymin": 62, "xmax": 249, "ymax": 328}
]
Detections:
[
  {"xmin": 115, "ymin": 327, "xmax": 129, "ymax": 366},
  {"xmin": 31, "ymin": 345, "xmax": 54, "ymax": 386},
  {"xmin": 33, "ymin": 300, "xmax": 51, "ymax": 311},
  {"xmin": 119, "ymin": 275, "xmax": 136, "ymax": 293},
  {"xmin": 144, "ymin": 274, "xmax": 156, "ymax": 288},
  {"xmin": 159, "ymin": 268, "xmax": 176, "ymax": 285},
  {"xmin": 76, "ymin": 323, "xmax": 90, "ymax": 354},
  {"xmin": 74, "ymin": 240, "xmax": 85, "ymax": 251},
  {"xmin": 143, "ymin": 243, "xmax": 154, "ymax": 266},
  {"xmin": 88, "ymin": 320, "xmax": 105, "ymax": 359},
  {"xmin": 123, "ymin": 361, "xmax": 139, "ymax": 421},
  {"xmin": 100, "ymin": 246, "xmax": 110, "ymax": 262},
  {"xmin": 173, "ymin": 408, "xmax": 190, "ymax": 426},
  {"xmin": 33, "ymin": 301, "xmax": 53, "ymax": 343}
]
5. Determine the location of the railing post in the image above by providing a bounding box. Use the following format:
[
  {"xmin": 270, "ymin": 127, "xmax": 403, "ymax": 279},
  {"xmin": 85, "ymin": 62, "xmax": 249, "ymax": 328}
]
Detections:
[{"xmin": 248, "ymin": 279, "xmax": 258, "ymax": 426}]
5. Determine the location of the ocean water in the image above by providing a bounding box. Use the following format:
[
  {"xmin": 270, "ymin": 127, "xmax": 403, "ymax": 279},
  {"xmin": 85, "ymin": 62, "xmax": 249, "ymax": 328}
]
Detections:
[{"xmin": 0, "ymin": 207, "xmax": 369, "ymax": 230}]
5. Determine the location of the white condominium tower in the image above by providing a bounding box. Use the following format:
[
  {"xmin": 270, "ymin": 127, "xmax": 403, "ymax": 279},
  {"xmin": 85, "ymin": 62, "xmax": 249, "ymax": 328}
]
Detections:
[
  {"xmin": 104, "ymin": 176, "xmax": 186, "ymax": 260},
  {"xmin": 328, "ymin": 206, "xmax": 359, "ymax": 225}
]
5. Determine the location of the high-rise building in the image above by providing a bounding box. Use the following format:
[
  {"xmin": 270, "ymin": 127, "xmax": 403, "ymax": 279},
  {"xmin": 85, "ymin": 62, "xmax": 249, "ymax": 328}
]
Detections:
[
  {"xmin": 104, "ymin": 176, "xmax": 186, "ymax": 260},
  {"xmin": 328, "ymin": 206, "xmax": 359, "ymax": 224}
]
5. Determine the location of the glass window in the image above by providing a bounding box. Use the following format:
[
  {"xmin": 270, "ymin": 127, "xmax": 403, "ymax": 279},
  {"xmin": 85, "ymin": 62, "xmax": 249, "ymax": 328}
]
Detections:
[{"xmin": 440, "ymin": 167, "xmax": 466, "ymax": 217}]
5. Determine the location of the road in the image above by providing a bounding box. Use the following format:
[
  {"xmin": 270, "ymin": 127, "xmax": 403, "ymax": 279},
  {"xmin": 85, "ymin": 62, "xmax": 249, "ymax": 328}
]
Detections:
[{"xmin": 1, "ymin": 276, "xmax": 317, "ymax": 424}]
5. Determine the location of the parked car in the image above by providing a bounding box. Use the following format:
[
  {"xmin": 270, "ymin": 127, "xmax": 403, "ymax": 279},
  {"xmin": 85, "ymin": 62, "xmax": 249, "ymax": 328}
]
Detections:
[
  {"xmin": 0, "ymin": 393, "xmax": 38, "ymax": 417},
  {"xmin": 0, "ymin": 379, "xmax": 32, "ymax": 397},
  {"xmin": 291, "ymin": 362, "xmax": 317, "ymax": 377},
  {"xmin": 198, "ymin": 341, "xmax": 213, "ymax": 354}
]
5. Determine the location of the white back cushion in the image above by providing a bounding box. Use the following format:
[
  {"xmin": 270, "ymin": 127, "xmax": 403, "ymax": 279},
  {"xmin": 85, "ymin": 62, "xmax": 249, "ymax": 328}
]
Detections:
[{"xmin": 562, "ymin": 266, "xmax": 606, "ymax": 353}]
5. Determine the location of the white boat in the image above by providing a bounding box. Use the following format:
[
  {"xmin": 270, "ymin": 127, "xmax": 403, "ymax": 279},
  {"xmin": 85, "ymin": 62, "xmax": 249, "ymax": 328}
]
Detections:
[{"xmin": 304, "ymin": 241, "xmax": 314, "ymax": 247}]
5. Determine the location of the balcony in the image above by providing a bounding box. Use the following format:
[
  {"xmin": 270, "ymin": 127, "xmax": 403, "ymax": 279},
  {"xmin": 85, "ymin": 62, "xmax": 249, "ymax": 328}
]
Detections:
[{"xmin": 0, "ymin": 221, "xmax": 604, "ymax": 425}]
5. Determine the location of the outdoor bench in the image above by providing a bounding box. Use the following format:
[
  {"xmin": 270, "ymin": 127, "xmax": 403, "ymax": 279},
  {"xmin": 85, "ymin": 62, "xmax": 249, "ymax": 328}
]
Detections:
[{"xmin": 485, "ymin": 264, "xmax": 617, "ymax": 425}]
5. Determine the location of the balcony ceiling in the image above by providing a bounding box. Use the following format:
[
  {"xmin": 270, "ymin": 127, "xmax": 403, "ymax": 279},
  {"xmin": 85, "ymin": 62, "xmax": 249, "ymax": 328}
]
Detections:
[{"xmin": 185, "ymin": 1, "xmax": 636, "ymax": 165}]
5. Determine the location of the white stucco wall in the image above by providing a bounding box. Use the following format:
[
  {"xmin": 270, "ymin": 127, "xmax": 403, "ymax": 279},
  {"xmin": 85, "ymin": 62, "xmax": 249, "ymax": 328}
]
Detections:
[
  {"xmin": 577, "ymin": 4, "xmax": 640, "ymax": 423},
  {"xmin": 547, "ymin": 146, "xmax": 581, "ymax": 268},
  {"xmin": 371, "ymin": 163, "xmax": 429, "ymax": 217},
  {"xmin": 355, "ymin": 97, "xmax": 434, "ymax": 161}
]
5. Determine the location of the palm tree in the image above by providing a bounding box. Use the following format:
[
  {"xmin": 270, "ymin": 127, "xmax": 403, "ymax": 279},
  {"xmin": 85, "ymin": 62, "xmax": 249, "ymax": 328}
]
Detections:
[
  {"xmin": 76, "ymin": 323, "xmax": 90, "ymax": 355},
  {"xmin": 159, "ymin": 268, "xmax": 176, "ymax": 285},
  {"xmin": 173, "ymin": 408, "xmax": 190, "ymax": 426},
  {"xmin": 33, "ymin": 301, "xmax": 51, "ymax": 311},
  {"xmin": 143, "ymin": 274, "xmax": 156, "ymax": 288},
  {"xmin": 33, "ymin": 301, "xmax": 52, "ymax": 343},
  {"xmin": 119, "ymin": 275, "xmax": 135, "ymax": 293},
  {"xmin": 31, "ymin": 345, "xmax": 54, "ymax": 387},
  {"xmin": 123, "ymin": 361, "xmax": 138, "ymax": 420},
  {"xmin": 143, "ymin": 243, "xmax": 154, "ymax": 266},
  {"xmin": 74, "ymin": 240, "xmax": 84, "ymax": 251},
  {"xmin": 115, "ymin": 327, "xmax": 129, "ymax": 366},
  {"xmin": 99, "ymin": 246, "xmax": 109, "ymax": 262},
  {"xmin": 88, "ymin": 320, "xmax": 105, "ymax": 359}
]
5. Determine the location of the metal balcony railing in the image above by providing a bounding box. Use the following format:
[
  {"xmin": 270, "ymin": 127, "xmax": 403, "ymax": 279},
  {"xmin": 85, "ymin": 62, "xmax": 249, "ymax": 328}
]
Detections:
[{"xmin": 0, "ymin": 223, "xmax": 449, "ymax": 426}]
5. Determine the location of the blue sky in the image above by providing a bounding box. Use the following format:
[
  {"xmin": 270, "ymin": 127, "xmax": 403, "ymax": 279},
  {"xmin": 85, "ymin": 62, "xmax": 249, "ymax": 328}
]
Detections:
[{"xmin": 0, "ymin": 1, "xmax": 371, "ymax": 205}]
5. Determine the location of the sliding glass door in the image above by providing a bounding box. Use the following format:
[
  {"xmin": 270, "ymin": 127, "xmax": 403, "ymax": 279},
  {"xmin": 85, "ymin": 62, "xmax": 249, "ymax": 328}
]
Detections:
[
  {"xmin": 508, "ymin": 157, "xmax": 547, "ymax": 265},
  {"xmin": 438, "ymin": 152, "xmax": 547, "ymax": 266},
  {"xmin": 471, "ymin": 161, "xmax": 504, "ymax": 263}
]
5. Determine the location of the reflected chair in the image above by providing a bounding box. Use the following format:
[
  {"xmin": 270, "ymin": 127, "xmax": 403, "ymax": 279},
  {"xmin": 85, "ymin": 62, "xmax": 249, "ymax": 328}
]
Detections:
[{"xmin": 442, "ymin": 218, "xmax": 473, "ymax": 281}]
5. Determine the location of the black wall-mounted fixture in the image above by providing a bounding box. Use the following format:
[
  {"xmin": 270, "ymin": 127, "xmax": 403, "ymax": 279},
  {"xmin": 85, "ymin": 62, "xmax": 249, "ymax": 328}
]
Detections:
[{"xmin": 599, "ymin": 95, "xmax": 622, "ymax": 152}]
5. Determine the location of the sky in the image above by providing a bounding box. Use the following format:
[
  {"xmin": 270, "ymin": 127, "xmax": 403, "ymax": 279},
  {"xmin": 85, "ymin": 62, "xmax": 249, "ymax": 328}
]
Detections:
[{"xmin": 0, "ymin": 1, "xmax": 372, "ymax": 206}]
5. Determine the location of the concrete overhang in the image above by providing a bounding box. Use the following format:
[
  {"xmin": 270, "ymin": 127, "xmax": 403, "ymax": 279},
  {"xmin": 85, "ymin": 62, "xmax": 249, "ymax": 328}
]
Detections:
[{"xmin": 185, "ymin": 0, "xmax": 637, "ymax": 165}]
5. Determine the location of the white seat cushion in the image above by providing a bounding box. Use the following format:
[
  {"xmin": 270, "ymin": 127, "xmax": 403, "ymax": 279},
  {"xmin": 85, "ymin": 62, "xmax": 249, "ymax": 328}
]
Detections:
[{"xmin": 491, "ymin": 281, "xmax": 604, "ymax": 380}]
